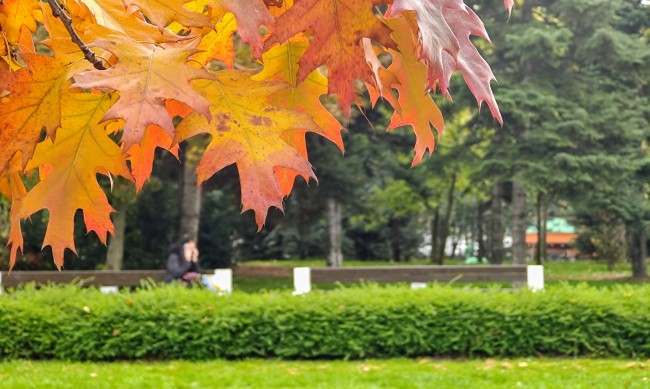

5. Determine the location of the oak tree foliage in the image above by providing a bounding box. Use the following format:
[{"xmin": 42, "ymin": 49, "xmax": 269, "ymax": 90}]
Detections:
[{"xmin": 0, "ymin": 0, "xmax": 511, "ymax": 268}]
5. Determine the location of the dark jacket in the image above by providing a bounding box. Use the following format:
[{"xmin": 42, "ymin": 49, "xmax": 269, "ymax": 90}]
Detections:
[{"xmin": 164, "ymin": 244, "xmax": 200, "ymax": 283}]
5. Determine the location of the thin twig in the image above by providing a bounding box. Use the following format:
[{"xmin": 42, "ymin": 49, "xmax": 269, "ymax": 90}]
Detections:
[{"xmin": 45, "ymin": 0, "xmax": 106, "ymax": 70}]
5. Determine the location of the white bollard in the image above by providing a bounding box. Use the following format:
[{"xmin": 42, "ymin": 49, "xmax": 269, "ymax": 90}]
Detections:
[
  {"xmin": 100, "ymin": 286, "xmax": 118, "ymax": 294},
  {"xmin": 213, "ymin": 269, "xmax": 233, "ymax": 295},
  {"xmin": 527, "ymin": 265, "xmax": 544, "ymax": 292},
  {"xmin": 410, "ymin": 282, "xmax": 427, "ymax": 289},
  {"xmin": 293, "ymin": 267, "xmax": 311, "ymax": 295}
]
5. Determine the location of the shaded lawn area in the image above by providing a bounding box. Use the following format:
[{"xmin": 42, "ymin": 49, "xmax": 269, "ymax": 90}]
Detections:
[{"xmin": 2, "ymin": 359, "xmax": 649, "ymax": 388}]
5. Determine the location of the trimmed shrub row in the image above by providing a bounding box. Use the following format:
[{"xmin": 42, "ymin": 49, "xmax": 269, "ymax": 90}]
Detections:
[{"xmin": 0, "ymin": 283, "xmax": 649, "ymax": 360}]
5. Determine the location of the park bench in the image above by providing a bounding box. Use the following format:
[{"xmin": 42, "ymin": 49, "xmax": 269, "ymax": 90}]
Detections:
[
  {"xmin": 0, "ymin": 270, "xmax": 167, "ymax": 288},
  {"xmin": 292, "ymin": 265, "xmax": 544, "ymax": 294},
  {"xmin": 0, "ymin": 265, "xmax": 545, "ymax": 295},
  {"xmin": 0, "ymin": 269, "xmax": 234, "ymax": 294}
]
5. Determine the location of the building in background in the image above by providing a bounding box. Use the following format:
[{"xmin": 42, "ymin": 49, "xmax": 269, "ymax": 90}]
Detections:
[{"xmin": 526, "ymin": 218, "xmax": 579, "ymax": 260}]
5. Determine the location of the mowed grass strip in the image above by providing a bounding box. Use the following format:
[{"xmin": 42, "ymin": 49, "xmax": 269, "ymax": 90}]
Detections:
[{"xmin": 1, "ymin": 359, "xmax": 649, "ymax": 388}]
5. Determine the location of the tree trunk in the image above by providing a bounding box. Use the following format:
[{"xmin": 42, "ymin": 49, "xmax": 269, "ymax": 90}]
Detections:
[
  {"xmin": 477, "ymin": 203, "xmax": 486, "ymax": 260},
  {"xmin": 389, "ymin": 218, "xmax": 402, "ymax": 262},
  {"xmin": 179, "ymin": 144, "xmax": 203, "ymax": 242},
  {"xmin": 535, "ymin": 191, "xmax": 548, "ymax": 265},
  {"xmin": 437, "ymin": 170, "xmax": 458, "ymax": 264},
  {"xmin": 106, "ymin": 206, "xmax": 127, "ymax": 270},
  {"xmin": 430, "ymin": 207, "xmax": 440, "ymax": 263},
  {"xmin": 488, "ymin": 181, "xmax": 504, "ymax": 264},
  {"xmin": 451, "ymin": 235, "xmax": 459, "ymax": 259},
  {"xmin": 326, "ymin": 198, "xmax": 343, "ymax": 267},
  {"xmin": 631, "ymin": 226, "xmax": 647, "ymax": 278},
  {"xmin": 511, "ymin": 181, "xmax": 528, "ymax": 265}
]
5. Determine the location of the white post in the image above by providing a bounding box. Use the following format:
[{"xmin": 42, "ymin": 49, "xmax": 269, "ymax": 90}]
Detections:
[
  {"xmin": 527, "ymin": 265, "xmax": 544, "ymax": 292},
  {"xmin": 293, "ymin": 267, "xmax": 311, "ymax": 295},
  {"xmin": 100, "ymin": 286, "xmax": 118, "ymax": 294},
  {"xmin": 213, "ymin": 269, "xmax": 232, "ymax": 295},
  {"xmin": 0, "ymin": 271, "xmax": 3, "ymax": 295},
  {"xmin": 410, "ymin": 282, "xmax": 427, "ymax": 289}
]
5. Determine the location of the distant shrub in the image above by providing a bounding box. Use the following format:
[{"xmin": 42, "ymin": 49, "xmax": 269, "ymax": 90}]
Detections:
[{"xmin": 0, "ymin": 283, "xmax": 649, "ymax": 360}]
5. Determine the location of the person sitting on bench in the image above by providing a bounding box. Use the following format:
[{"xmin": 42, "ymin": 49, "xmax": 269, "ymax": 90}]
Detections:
[{"xmin": 164, "ymin": 235, "xmax": 201, "ymax": 284}]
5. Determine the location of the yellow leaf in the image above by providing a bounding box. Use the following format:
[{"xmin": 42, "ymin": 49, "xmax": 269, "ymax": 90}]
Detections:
[
  {"xmin": 176, "ymin": 71, "xmax": 320, "ymax": 228},
  {"xmin": 18, "ymin": 92, "xmax": 132, "ymax": 268},
  {"xmin": 76, "ymin": 0, "xmax": 180, "ymax": 42},
  {"xmin": 123, "ymin": 0, "xmax": 210, "ymax": 30},
  {"xmin": 191, "ymin": 13, "xmax": 237, "ymax": 67},
  {"xmin": 0, "ymin": 0, "xmax": 40, "ymax": 43},
  {"xmin": 253, "ymin": 37, "xmax": 344, "ymax": 196}
]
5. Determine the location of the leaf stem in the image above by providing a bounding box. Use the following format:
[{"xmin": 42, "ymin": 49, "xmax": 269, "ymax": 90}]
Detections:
[{"xmin": 45, "ymin": 0, "xmax": 106, "ymax": 70}]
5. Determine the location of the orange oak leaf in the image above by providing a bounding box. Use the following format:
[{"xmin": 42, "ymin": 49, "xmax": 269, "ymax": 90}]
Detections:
[
  {"xmin": 211, "ymin": 0, "xmax": 275, "ymax": 58},
  {"xmin": 0, "ymin": 53, "xmax": 77, "ymax": 172},
  {"xmin": 388, "ymin": 0, "xmax": 502, "ymax": 123},
  {"xmin": 0, "ymin": 0, "xmax": 40, "ymax": 43},
  {"xmin": 175, "ymin": 71, "xmax": 320, "ymax": 228},
  {"xmin": 253, "ymin": 36, "xmax": 344, "ymax": 196},
  {"xmin": 364, "ymin": 38, "xmax": 399, "ymax": 110},
  {"xmin": 384, "ymin": 15, "xmax": 444, "ymax": 166},
  {"xmin": 14, "ymin": 92, "xmax": 132, "ymax": 269},
  {"xmin": 75, "ymin": 0, "xmax": 181, "ymax": 42},
  {"xmin": 265, "ymin": 0, "xmax": 395, "ymax": 117},
  {"xmin": 41, "ymin": 2, "xmax": 106, "ymax": 64},
  {"xmin": 0, "ymin": 36, "xmax": 7, "ymax": 71},
  {"xmin": 127, "ymin": 125, "xmax": 180, "ymax": 191},
  {"xmin": 0, "ymin": 154, "xmax": 27, "ymax": 269},
  {"xmin": 74, "ymin": 37, "xmax": 213, "ymax": 149},
  {"xmin": 123, "ymin": 0, "xmax": 210, "ymax": 30}
]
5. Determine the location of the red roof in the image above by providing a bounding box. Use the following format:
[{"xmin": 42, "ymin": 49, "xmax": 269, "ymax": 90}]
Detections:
[{"xmin": 526, "ymin": 232, "xmax": 577, "ymax": 245}]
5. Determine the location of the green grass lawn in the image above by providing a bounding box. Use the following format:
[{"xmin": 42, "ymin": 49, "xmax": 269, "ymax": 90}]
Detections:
[{"xmin": 1, "ymin": 359, "xmax": 649, "ymax": 388}]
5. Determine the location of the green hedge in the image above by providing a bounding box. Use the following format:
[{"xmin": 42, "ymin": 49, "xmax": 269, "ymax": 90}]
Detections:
[{"xmin": 0, "ymin": 283, "xmax": 649, "ymax": 360}]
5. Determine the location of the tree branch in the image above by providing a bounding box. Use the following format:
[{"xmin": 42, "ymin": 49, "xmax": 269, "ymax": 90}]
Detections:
[{"xmin": 45, "ymin": 0, "xmax": 106, "ymax": 70}]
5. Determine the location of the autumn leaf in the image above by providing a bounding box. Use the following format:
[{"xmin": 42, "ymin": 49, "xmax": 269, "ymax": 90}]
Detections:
[
  {"xmin": 0, "ymin": 53, "xmax": 78, "ymax": 172},
  {"xmin": 127, "ymin": 125, "xmax": 180, "ymax": 191},
  {"xmin": 211, "ymin": 0, "xmax": 275, "ymax": 58},
  {"xmin": 41, "ymin": 2, "xmax": 104, "ymax": 63},
  {"xmin": 123, "ymin": 0, "xmax": 210, "ymax": 30},
  {"xmin": 388, "ymin": 0, "xmax": 463, "ymax": 89},
  {"xmin": 70, "ymin": 0, "xmax": 181, "ymax": 42},
  {"xmin": 13, "ymin": 92, "xmax": 132, "ymax": 268},
  {"xmin": 0, "ymin": 0, "xmax": 40, "ymax": 43},
  {"xmin": 253, "ymin": 36, "xmax": 344, "ymax": 195},
  {"xmin": 0, "ymin": 155, "xmax": 27, "ymax": 269},
  {"xmin": 176, "ymin": 71, "xmax": 320, "ymax": 228},
  {"xmin": 364, "ymin": 37, "xmax": 399, "ymax": 110},
  {"xmin": 0, "ymin": 36, "xmax": 8, "ymax": 71},
  {"xmin": 440, "ymin": 5, "xmax": 502, "ymax": 123},
  {"xmin": 384, "ymin": 15, "xmax": 444, "ymax": 166},
  {"xmin": 265, "ymin": 0, "xmax": 395, "ymax": 116},
  {"xmin": 190, "ymin": 13, "xmax": 237, "ymax": 67},
  {"xmin": 388, "ymin": 0, "xmax": 502, "ymax": 123},
  {"xmin": 74, "ymin": 36, "xmax": 213, "ymax": 149}
]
